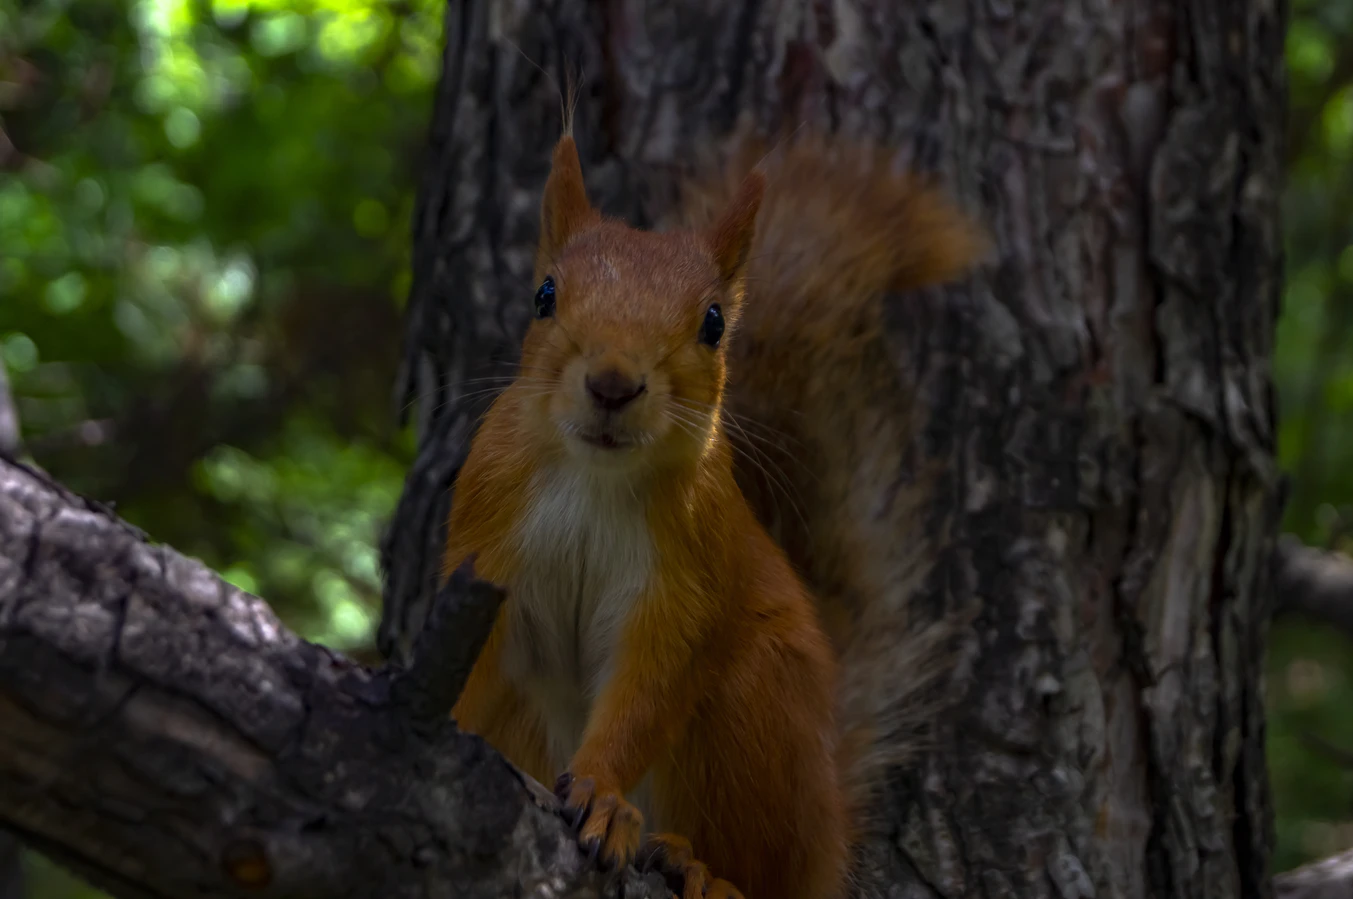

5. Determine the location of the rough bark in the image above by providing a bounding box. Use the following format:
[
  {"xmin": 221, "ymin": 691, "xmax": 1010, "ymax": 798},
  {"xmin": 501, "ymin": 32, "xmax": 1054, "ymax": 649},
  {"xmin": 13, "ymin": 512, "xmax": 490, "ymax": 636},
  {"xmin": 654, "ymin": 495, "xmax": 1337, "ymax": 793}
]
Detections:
[
  {"xmin": 1273, "ymin": 849, "xmax": 1353, "ymax": 899},
  {"xmin": 0, "ymin": 457, "xmax": 672, "ymax": 899},
  {"xmin": 379, "ymin": 2, "xmax": 1287, "ymax": 898}
]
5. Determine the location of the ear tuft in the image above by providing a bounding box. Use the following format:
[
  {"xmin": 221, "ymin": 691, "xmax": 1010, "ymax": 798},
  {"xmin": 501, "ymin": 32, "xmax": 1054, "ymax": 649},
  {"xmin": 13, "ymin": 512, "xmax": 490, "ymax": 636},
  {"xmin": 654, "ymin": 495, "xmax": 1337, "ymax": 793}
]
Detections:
[
  {"xmin": 539, "ymin": 135, "xmax": 594, "ymax": 269},
  {"xmin": 706, "ymin": 170, "xmax": 765, "ymax": 285},
  {"xmin": 560, "ymin": 64, "xmax": 581, "ymax": 139}
]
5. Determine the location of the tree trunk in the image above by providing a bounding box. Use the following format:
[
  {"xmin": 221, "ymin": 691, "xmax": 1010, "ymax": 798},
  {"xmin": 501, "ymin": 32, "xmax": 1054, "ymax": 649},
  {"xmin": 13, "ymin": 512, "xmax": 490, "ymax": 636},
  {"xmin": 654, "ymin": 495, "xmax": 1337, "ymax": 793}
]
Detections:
[{"xmin": 379, "ymin": 2, "xmax": 1288, "ymax": 898}]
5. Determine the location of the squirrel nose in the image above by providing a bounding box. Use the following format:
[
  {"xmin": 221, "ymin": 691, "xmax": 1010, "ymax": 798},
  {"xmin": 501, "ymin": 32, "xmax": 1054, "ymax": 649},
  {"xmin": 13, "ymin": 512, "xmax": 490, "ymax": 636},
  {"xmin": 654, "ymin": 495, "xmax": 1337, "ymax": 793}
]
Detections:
[{"xmin": 585, "ymin": 369, "xmax": 646, "ymax": 411}]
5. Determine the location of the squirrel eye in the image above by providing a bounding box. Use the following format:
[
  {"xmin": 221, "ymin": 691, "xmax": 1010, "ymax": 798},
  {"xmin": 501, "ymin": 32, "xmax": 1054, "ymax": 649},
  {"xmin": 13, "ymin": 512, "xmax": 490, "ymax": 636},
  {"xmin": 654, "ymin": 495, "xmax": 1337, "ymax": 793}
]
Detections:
[
  {"xmin": 698, "ymin": 304, "xmax": 724, "ymax": 348},
  {"xmin": 534, "ymin": 276, "xmax": 556, "ymax": 319}
]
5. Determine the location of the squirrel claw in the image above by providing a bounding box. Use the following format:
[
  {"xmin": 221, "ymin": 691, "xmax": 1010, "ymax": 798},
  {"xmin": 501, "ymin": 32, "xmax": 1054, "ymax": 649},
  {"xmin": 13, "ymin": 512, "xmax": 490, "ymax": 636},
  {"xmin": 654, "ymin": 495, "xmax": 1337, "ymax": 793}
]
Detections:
[
  {"xmin": 553, "ymin": 772, "xmax": 586, "ymax": 830},
  {"xmin": 635, "ymin": 843, "xmax": 663, "ymax": 874},
  {"xmin": 555, "ymin": 771, "xmax": 643, "ymax": 871},
  {"xmin": 639, "ymin": 833, "xmax": 745, "ymax": 899},
  {"xmin": 582, "ymin": 835, "xmax": 602, "ymax": 866},
  {"xmin": 704, "ymin": 881, "xmax": 744, "ymax": 899}
]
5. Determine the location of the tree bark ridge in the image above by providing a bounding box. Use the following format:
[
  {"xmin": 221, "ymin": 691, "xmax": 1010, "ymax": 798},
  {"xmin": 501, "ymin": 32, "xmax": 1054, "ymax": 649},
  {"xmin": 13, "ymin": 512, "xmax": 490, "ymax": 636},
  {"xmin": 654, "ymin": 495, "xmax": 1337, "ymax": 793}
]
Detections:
[{"xmin": 0, "ymin": 457, "xmax": 668, "ymax": 899}]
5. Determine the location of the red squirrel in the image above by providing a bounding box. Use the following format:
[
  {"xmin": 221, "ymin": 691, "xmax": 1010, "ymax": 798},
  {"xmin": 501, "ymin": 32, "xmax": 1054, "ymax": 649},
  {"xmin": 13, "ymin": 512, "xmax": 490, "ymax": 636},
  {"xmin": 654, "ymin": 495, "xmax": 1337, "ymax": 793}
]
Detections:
[{"xmin": 443, "ymin": 124, "xmax": 985, "ymax": 899}]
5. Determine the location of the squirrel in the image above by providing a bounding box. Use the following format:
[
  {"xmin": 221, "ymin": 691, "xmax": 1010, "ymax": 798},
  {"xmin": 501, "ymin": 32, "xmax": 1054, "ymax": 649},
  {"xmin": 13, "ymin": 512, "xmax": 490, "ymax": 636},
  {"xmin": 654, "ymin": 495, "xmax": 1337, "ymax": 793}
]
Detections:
[{"xmin": 442, "ymin": 119, "xmax": 985, "ymax": 899}]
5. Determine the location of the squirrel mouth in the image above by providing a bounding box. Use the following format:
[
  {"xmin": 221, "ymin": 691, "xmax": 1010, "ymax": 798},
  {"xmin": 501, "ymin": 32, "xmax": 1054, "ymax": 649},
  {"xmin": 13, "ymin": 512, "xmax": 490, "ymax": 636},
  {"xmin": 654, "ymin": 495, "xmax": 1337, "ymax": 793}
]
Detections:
[{"xmin": 578, "ymin": 431, "xmax": 632, "ymax": 450}]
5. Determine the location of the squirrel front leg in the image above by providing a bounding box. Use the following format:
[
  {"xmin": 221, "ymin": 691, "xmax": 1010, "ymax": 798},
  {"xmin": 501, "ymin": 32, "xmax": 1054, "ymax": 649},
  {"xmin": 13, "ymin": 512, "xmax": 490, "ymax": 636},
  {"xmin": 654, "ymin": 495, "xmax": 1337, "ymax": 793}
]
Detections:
[{"xmin": 556, "ymin": 579, "xmax": 709, "ymax": 870}]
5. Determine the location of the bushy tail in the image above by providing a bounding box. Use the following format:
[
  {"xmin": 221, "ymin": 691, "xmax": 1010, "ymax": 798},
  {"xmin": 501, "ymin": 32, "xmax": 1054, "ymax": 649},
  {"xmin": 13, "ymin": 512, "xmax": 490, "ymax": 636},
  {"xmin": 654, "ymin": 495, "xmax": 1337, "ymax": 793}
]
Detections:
[
  {"xmin": 678, "ymin": 131, "xmax": 985, "ymax": 841},
  {"xmin": 681, "ymin": 133, "xmax": 986, "ymax": 346}
]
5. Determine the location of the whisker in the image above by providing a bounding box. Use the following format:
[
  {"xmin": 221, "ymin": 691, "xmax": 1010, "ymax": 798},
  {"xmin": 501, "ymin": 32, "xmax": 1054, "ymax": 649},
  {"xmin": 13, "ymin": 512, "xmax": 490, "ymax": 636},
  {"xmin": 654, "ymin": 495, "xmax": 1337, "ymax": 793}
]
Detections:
[
  {"xmin": 453, "ymin": 387, "xmax": 557, "ymax": 430},
  {"xmin": 670, "ymin": 400, "xmax": 811, "ymax": 535},
  {"xmin": 400, "ymin": 373, "xmax": 521, "ymax": 416},
  {"xmin": 663, "ymin": 408, "xmax": 710, "ymax": 449},
  {"xmin": 675, "ymin": 397, "xmax": 806, "ymax": 449},
  {"xmin": 722, "ymin": 423, "xmax": 810, "ymax": 534},
  {"xmin": 421, "ymin": 379, "xmax": 560, "ymax": 419}
]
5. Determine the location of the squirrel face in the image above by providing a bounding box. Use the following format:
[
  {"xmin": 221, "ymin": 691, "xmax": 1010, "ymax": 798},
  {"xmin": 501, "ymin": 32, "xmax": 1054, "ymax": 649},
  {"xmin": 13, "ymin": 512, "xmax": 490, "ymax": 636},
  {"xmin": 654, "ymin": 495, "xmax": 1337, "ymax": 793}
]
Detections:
[
  {"xmin": 521, "ymin": 223, "xmax": 731, "ymax": 471},
  {"xmin": 514, "ymin": 135, "xmax": 766, "ymax": 476}
]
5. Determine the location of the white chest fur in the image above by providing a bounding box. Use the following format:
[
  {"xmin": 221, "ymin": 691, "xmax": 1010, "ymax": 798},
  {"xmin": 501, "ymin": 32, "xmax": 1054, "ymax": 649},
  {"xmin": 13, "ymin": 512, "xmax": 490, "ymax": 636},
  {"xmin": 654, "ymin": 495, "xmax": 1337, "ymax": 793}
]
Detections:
[{"xmin": 504, "ymin": 467, "xmax": 654, "ymax": 767}]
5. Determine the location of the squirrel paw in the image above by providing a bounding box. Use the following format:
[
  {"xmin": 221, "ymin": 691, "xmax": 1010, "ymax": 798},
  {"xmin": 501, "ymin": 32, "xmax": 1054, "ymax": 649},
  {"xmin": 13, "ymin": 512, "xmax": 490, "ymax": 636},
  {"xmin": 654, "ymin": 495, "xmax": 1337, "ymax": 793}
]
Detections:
[
  {"xmin": 554, "ymin": 772, "xmax": 643, "ymax": 870},
  {"xmin": 637, "ymin": 833, "xmax": 745, "ymax": 899}
]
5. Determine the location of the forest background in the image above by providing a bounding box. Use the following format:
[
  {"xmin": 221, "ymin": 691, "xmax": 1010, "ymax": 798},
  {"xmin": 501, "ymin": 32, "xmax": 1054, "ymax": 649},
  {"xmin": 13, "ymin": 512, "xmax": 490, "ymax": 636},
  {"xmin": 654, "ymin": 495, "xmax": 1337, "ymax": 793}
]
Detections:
[{"xmin": 1, "ymin": 0, "xmax": 1350, "ymax": 894}]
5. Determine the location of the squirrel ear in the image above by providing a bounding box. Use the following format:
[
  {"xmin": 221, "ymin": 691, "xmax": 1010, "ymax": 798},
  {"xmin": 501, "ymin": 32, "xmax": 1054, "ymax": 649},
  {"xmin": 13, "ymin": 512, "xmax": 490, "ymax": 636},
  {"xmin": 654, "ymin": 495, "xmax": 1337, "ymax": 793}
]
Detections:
[
  {"xmin": 539, "ymin": 135, "xmax": 595, "ymax": 266},
  {"xmin": 706, "ymin": 170, "xmax": 765, "ymax": 286}
]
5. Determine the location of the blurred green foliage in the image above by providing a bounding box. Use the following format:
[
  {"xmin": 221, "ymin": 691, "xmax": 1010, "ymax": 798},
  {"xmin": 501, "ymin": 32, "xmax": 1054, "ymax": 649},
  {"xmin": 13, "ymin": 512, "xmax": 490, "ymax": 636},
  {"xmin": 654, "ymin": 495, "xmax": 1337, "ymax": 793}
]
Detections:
[
  {"xmin": 0, "ymin": 0, "xmax": 435, "ymax": 641},
  {"xmin": 2, "ymin": 0, "xmax": 1353, "ymax": 893},
  {"xmin": 1268, "ymin": 0, "xmax": 1353, "ymax": 873},
  {"xmin": 1, "ymin": 0, "xmax": 435, "ymax": 890}
]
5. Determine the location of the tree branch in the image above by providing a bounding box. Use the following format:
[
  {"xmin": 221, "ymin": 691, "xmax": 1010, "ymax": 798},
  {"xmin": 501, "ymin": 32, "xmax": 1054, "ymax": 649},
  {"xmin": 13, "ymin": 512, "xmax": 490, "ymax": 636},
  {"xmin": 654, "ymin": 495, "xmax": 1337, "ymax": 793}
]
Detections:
[
  {"xmin": 1275, "ymin": 849, "xmax": 1353, "ymax": 899},
  {"xmin": 1268, "ymin": 540, "xmax": 1353, "ymax": 899},
  {"xmin": 0, "ymin": 456, "xmax": 667, "ymax": 899},
  {"xmin": 390, "ymin": 556, "xmax": 504, "ymax": 726},
  {"xmin": 0, "ymin": 364, "xmax": 20, "ymax": 459},
  {"xmin": 1272, "ymin": 535, "xmax": 1353, "ymax": 640}
]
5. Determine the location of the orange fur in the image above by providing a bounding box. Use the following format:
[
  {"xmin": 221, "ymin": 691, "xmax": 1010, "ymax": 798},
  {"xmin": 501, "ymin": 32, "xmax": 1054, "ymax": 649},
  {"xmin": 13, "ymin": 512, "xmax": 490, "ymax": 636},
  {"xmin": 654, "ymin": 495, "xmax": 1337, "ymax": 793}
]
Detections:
[
  {"xmin": 446, "ymin": 130, "xmax": 985, "ymax": 899},
  {"xmin": 680, "ymin": 133, "xmax": 988, "ymax": 828}
]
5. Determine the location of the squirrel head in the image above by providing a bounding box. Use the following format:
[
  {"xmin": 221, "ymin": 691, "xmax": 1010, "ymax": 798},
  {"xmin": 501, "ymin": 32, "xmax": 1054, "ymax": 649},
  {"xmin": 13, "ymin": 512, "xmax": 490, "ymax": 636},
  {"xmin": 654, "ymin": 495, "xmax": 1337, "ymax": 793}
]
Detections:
[{"xmin": 515, "ymin": 134, "xmax": 765, "ymax": 475}]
